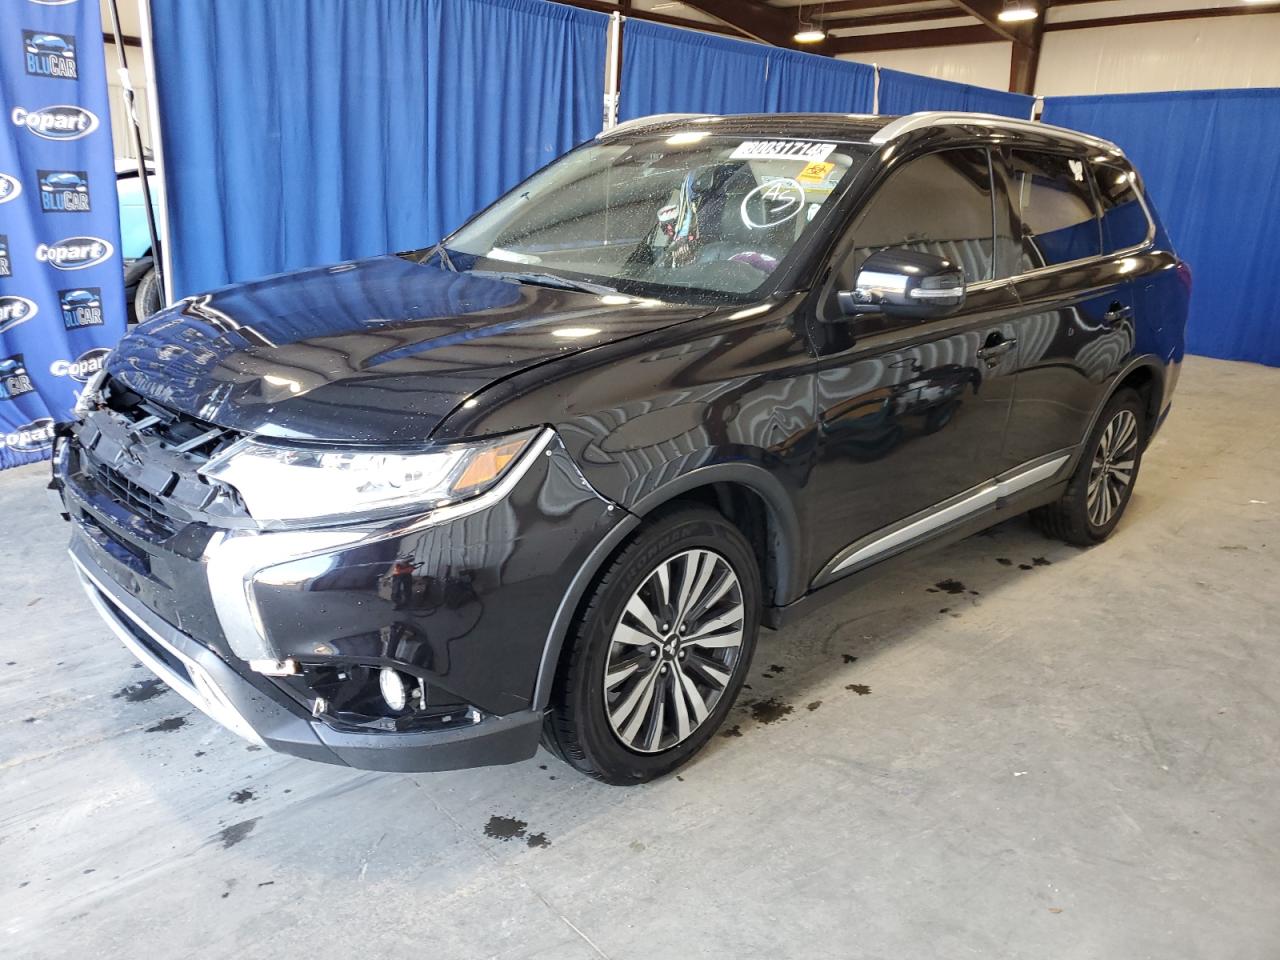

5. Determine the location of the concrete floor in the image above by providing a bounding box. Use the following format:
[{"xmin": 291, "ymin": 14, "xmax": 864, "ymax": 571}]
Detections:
[{"xmin": 2, "ymin": 354, "xmax": 1278, "ymax": 960}]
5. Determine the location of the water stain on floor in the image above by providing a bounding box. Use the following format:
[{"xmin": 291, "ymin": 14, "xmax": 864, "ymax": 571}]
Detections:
[
  {"xmin": 934, "ymin": 578, "xmax": 967, "ymax": 594},
  {"xmin": 483, "ymin": 815, "xmax": 550, "ymax": 848},
  {"xmin": 806, "ymin": 700, "xmax": 822, "ymax": 712},
  {"xmin": 144, "ymin": 716, "xmax": 187, "ymax": 733},
  {"xmin": 750, "ymin": 698, "xmax": 794, "ymax": 724},
  {"xmin": 215, "ymin": 818, "xmax": 258, "ymax": 849},
  {"xmin": 720, "ymin": 724, "xmax": 743, "ymax": 738},
  {"xmin": 229, "ymin": 788, "xmax": 256, "ymax": 805},
  {"xmin": 845, "ymin": 684, "xmax": 872, "ymax": 696},
  {"xmin": 113, "ymin": 678, "xmax": 168, "ymax": 703},
  {"xmin": 842, "ymin": 654, "xmax": 858, "ymax": 664}
]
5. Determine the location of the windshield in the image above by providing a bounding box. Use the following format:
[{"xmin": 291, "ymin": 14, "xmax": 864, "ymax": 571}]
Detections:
[{"xmin": 445, "ymin": 133, "xmax": 870, "ymax": 303}]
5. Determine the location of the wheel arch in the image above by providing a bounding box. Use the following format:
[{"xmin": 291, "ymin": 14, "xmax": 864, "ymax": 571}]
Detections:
[{"xmin": 531, "ymin": 462, "xmax": 805, "ymax": 711}]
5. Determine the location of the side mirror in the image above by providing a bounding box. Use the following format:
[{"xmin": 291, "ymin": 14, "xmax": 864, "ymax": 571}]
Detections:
[{"xmin": 836, "ymin": 248, "xmax": 966, "ymax": 321}]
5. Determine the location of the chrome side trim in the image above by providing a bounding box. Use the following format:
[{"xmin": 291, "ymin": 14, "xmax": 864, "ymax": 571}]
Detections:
[
  {"xmin": 816, "ymin": 451, "xmax": 1072, "ymax": 585},
  {"xmin": 70, "ymin": 555, "xmax": 264, "ymax": 744},
  {"xmin": 870, "ymin": 112, "xmax": 1121, "ymax": 155},
  {"xmin": 205, "ymin": 428, "xmax": 556, "ymax": 663}
]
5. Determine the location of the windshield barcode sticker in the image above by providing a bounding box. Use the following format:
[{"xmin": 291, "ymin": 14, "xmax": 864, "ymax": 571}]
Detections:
[{"xmin": 730, "ymin": 140, "xmax": 837, "ymax": 163}]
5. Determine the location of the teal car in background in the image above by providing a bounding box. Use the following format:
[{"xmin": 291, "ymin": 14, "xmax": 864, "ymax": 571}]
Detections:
[{"xmin": 116, "ymin": 159, "xmax": 163, "ymax": 323}]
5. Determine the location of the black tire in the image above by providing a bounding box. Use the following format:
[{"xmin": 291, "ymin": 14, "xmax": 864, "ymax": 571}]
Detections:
[
  {"xmin": 1033, "ymin": 387, "xmax": 1146, "ymax": 546},
  {"xmin": 133, "ymin": 266, "xmax": 164, "ymax": 323},
  {"xmin": 544, "ymin": 506, "xmax": 761, "ymax": 785}
]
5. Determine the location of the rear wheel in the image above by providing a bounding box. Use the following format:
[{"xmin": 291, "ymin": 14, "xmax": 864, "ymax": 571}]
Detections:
[
  {"xmin": 1033, "ymin": 388, "xmax": 1146, "ymax": 545},
  {"xmin": 545, "ymin": 507, "xmax": 760, "ymax": 784}
]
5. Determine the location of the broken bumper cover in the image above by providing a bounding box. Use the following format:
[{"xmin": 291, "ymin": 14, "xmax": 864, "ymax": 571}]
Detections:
[
  {"xmin": 71, "ymin": 538, "xmax": 543, "ymax": 772},
  {"xmin": 55, "ymin": 427, "xmax": 624, "ymax": 772}
]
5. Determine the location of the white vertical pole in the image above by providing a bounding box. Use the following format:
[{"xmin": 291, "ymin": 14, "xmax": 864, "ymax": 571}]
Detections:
[
  {"xmin": 1031, "ymin": 95, "xmax": 1045, "ymax": 122},
  {"xmin": 872, "ymin": 63, "xmax": 880, "ymax": 115},
  {"xmin": 602, "ymin": 11, "xmax": 622, "ymax": 132},
  {"xmin": 135, "ymin": 0, "xmax": 174, "ymax": 305}
]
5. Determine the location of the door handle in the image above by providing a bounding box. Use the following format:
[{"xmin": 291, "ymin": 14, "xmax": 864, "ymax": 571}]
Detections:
[
  {"xmin": 1102, "ymin": 303, "xmax": 1134, "ymax": 327},
  {"xmin": 976, "ymin": 337, "xmax": 1017, "ymax": 364}
]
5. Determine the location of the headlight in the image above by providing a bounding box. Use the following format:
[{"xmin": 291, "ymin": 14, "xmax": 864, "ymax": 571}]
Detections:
[{"xmin": 200, "ymin": 428, "xmax": 542, "ymax": 525}]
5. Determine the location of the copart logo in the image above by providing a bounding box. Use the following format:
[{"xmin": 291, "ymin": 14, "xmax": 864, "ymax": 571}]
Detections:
[
  {"xmin": 0, "ymin": 173, "xmax": 21, "ymax": 204},
  {"xmin": 0, "ymin": 234, "xmax": 11, "ymax": 277},
  {"xmin": 1, "ymin": 354, "xmax": 36, "ymax": 401},
  {"xmin": 50, "ymin": 347, "xmax": 110, "ymax": 382},
  {"xmin": 39, "ymin": 169, "xmax": 91, "ymax": 213},
  {"xmin": 0, "ymin": 296, "xmax": 38, "ymax": 335},
  {"xmin": 0, "ymin": 417, "xmax": 55, "ymax": 453},
  {"xmin": 35, "ymin": 236, "xmax": 113, "ymax": 270},
  {"xmin": 11, "ymin": 105, "xmax": 98, "ymax": 141},
  {"xmin": 23, "ymin": 30, "xmax": 78, "ymax": 80},
  {"xmin": 59, "ymin": 287, "xmax": 103, "ymax": 329}
]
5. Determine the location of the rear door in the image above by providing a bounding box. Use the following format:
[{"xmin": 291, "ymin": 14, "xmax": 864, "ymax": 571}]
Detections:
[
  {"xmin": 997, "ymin": 148, "xmax": 1139, "ymax": 467},
  {"xmin": 805, "ymin": 147, "xmax": 1023, "ymax": 584}
]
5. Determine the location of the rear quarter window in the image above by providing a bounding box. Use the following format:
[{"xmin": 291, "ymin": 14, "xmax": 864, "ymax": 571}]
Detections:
[
  {"xmin": 1092, "ymin": 162, "xmax": 1151, "ymax": 253},
  {"xmin": 1008, "ymin": 150, "xmax": 1101, "ymax": 270}
]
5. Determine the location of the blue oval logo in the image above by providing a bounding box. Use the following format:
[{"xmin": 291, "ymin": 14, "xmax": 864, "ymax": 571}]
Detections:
[
  {"xmin": 50, "ymin": 347, "xmax": 111, "ymax": 382},
  {"xmin": 10, "ymin": 105, "xmax": 99, "ymax": 141},
  {"xmin": 0, "ymin": 173, "xmax": 21, "ymax": 204},
  {"xmin": 0, "ymin": 296, "xmax": 38, "ymax": 335},
  {"xmin": 1, "ymin": 417, "xmax": 55, "ymax": 453},
  {"xmin": 35, "ymin": 236, "xmax": 114, "ymax": 270}
]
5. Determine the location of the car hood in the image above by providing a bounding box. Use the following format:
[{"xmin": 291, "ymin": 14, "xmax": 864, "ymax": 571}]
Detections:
[{"xmin": 107, "ymin": 255, "xmax": 709, "ymax": 443}]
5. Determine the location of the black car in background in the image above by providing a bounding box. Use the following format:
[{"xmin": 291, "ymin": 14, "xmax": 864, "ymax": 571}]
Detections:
[{"xmin": 53, "ymin": 112, "xmax": 1188, "ymax": 783}]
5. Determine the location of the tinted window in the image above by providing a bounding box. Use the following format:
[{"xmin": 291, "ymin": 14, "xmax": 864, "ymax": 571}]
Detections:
[
  {"xmin": 837, "ymin": 148, "xmax": 996, "ymax": 291},
  {"xmin": 1008, "ymin": 150, "xmax": 1100, "ymax": 269},
  {"xmin": 1092, "ymin": 162, "xmax": 1150, "ymax": 252}
]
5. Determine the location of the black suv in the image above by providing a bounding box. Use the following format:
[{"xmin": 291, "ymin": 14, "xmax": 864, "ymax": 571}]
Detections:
[{"xmin": 53, "ymin": 112, "xmax": 1188, "ymax": 784}]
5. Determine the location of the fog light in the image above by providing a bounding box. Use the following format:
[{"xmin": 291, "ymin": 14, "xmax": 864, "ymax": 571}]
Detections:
[{"xmin": 379, "ymin": 668, "xmax": 408, "ymax": 712}]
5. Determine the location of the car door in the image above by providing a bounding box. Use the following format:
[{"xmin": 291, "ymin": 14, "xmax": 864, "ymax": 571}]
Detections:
[
  {"xmin": 805, "ymin": 147, "xmax": 1023, "ymax": 586},
  {"xmin": 996, "ymin": 148, "xmax": 1140, "ymax": 468}
]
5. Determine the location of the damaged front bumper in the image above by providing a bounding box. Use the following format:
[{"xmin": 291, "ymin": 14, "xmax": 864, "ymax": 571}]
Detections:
[{"xmin": 54, "ymin": 423, "xmax": 624, "ymax": 771}]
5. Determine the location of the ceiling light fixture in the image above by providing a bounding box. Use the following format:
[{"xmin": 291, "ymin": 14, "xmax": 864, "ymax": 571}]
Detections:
[
  {"xmin": 998, "ymin": 0, "xmax": 1039, "ymax": 22},
  {"xmin": 794, "ymin": 3, "xmax": 826, "ymax": 43}
]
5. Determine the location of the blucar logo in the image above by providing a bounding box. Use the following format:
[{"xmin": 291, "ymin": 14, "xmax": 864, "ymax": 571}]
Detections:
[
  {"xmin": 0, "ymin": 296, "xmax": 38, "ymax": 335},
  {"xmin": 39, "ymin": 169, "xmax": 91, "ymax": 213},
  {"xmin": 0, "ymin": 417, "xmax": 55, "ymax": 453},
  {"xmin": 0, "ymin": 355, "xmax": 36, "ymax": 401},
  {"xmin": 35, "ymin": 236, "xmax": 113, "ymax": 270},
  {"xmin": 0, "ymin": 234, "xmax": 10, "ymax": 277},
  {"xmin": 11, "ymin": 105, "xmax": 98, "ymax": 141},
  {"xmin": 0, "ymin": 173, "xmax": 21, "ymax": 204},
  {"xmin": 50, "ymin": 347, "xmax": 110, "ymax": 382},
  {"xmin": 23, "ymin": 30, "xmax": 78, "ymax": 80},
  {"xmin": 59, "ymin": 287, "xmax": 103, "ymax": 329}
]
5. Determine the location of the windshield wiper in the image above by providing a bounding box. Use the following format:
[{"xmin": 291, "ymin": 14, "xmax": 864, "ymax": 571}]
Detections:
[{"xmin": 468, "ymin": 269, "xmax": 617, "ymax": 296}]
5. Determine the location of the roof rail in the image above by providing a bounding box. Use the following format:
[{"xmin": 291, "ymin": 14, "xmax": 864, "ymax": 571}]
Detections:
[
  {"xmin": 870, "ymin": 111, "xmax": 1121, "ymax": 155},
  {"xmin": 597, "ymin": 113, "xmax": 716, "ymax": 138}
]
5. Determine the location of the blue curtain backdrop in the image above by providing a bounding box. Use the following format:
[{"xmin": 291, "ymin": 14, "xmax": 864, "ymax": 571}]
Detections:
[
  {"xmin": 620, "ymin": 20, "xmax": 770, "ymax": 118},
  {"xmin": 764, "ymin": 48, "xmax": 875, "ymax": 114},
  {"xmin": 0, "ymin": 0, "xmax": 125, "ymax": 469},
  {"xmin": 150, "ymin": 0, "xmax": 606, "ymax": 299},
  {"xmin": 620, "ymin": 19, "xmax": 875, "ymax": 119},
  {"xmin": 877, "ymin": 67, "xmax": 1033, "ymax": 118},
  {"xmin": 1044, "ymin": 88, "xmax": 1280, "ymax": 367}
]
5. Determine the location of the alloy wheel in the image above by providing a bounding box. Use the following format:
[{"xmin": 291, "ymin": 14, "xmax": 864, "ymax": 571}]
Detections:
[
  {"xmin": 1087, "ymin": 408, "xmax": 1139, "ymax": 528},
  {"xmin": 603, "ymin": 548, "xmax": 745, "ymax": 753}
]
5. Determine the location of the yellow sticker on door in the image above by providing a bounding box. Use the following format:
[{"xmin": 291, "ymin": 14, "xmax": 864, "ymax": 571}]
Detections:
[{"xmin": 797, "ymin": 161, "xmax": 835, "ymax": 184}]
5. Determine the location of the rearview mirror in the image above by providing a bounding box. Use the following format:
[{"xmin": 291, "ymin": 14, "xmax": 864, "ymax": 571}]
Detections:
[{"xmin": 836, "ymin": 248, "xmax": 966, "ymax": 321}]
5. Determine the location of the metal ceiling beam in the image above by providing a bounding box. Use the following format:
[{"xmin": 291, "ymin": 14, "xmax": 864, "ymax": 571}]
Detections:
[
  {"xmin": 827, "ymin": 23, "xmax": 1001, "ymax": 52},
  {"xmin": 1046, "ymin": 1, "xmax": 1280, "ymax": 30},
  {"xmin": 814, "ymin": 0, "xmax": 952, "ymax": 15},
  {"xmin": 945, "ymin": 0, "xmax": 1027, "ymax": 42},
  {"xmin": 679, "ymin": 0, "xmax": 829, "ymax": 51},
  {"xmin": 550, "ymin": 0, "xmax": 757, "ymax": 40}
]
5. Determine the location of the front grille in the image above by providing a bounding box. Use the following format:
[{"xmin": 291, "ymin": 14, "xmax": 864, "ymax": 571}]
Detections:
[{"xmin": 93, "ymin": 460, "xmax": 178, "ymax": 536}]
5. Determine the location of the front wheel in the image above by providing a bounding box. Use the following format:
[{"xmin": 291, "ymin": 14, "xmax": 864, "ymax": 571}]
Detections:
[
  {"xmin": 1033, "ymin": 388, "xmax": 1146, "ymax": 545},
  {"xmin": 544, "ymin": 506, "xmax": 760, "ymax": 784}
]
